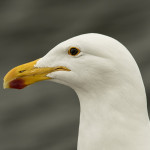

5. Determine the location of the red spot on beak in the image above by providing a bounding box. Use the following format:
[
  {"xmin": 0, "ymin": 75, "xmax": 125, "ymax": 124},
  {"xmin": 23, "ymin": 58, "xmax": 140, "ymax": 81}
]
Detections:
[{"xmin": 9, "ymin": 79, "xmax": 27, "ymax": 89}]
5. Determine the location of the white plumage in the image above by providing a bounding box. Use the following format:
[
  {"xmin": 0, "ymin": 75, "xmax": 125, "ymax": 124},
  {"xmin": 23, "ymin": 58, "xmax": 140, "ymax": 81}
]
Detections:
[
  {"xmin": 4, "ymin": 33, "xmax": 150, "ymax": 150},
  {"xmin": 35, "ymin": 33, "xmax": 150, "ymax": 150}
]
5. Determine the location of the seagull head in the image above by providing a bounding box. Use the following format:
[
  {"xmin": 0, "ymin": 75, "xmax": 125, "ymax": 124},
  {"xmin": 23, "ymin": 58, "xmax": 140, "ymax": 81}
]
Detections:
[
  {"xmin": 3, "ymin": 33, "xmax": 149, "ymax": 150},
  {"xmin": 3, "ymin": 33, "xmax": 141, "ymax": 92}
]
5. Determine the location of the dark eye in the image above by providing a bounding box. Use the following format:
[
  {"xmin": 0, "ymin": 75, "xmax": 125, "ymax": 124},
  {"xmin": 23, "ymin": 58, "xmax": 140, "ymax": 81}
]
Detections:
[{"xmin": 68, "ymin": 47, "xmax": 80, "ymax": 56}]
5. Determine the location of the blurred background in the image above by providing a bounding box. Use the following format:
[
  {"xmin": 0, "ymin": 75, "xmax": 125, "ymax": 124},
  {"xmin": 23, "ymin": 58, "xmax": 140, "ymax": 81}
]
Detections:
[{"xmin": 0, "ymin": 0, "xmax": 150, "ymax": 150}]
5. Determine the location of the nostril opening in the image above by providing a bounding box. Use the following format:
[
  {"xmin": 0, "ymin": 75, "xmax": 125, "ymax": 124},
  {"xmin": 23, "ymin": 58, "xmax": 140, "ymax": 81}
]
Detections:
[{"xmin": 19, "ymin": 70, "xmax": 26, "ymax": 73}]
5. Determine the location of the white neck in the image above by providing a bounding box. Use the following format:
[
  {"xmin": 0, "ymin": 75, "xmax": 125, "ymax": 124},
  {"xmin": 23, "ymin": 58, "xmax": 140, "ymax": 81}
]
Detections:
[{"xmin": 75, "ymin": 81, "xmax": 150, "ymax": 150}]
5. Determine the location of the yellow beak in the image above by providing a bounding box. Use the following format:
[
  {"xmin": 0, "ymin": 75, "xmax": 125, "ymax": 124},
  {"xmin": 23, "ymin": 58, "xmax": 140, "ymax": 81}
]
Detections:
[{"xmin": 3, "ymin": 59, "xmax": 70, "ymax": 89}]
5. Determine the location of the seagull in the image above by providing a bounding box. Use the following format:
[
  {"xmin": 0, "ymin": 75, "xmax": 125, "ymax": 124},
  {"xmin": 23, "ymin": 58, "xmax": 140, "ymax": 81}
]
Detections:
[{"xmin": 3, "ymin": 33, "xmax": 150, "ymax": 150}]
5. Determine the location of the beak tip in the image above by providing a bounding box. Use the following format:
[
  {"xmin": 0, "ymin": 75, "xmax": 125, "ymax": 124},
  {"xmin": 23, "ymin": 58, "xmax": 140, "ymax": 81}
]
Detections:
[{"xmin": 3, "ymin": 82, "xmax": 9, "ymax": 89}]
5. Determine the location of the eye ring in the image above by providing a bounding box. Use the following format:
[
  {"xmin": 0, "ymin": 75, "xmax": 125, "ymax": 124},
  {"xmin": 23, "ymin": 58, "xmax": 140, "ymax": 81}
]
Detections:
[{"xmin": 68, "ymin": 47, "xmax": 80, "ymax": 56}]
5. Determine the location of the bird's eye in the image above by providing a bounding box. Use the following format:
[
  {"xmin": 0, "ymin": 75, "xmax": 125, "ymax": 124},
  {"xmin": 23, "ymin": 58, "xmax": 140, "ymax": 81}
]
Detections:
[{"xmin": 68, "ymin": 47, "xmax": 80, "ymax": 56}]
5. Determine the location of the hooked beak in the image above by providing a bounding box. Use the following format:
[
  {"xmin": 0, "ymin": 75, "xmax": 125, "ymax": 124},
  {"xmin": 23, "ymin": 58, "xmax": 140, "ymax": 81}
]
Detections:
[{"xmin": 3, "ymin": 59, "xmax": 70, "ymax": 89}]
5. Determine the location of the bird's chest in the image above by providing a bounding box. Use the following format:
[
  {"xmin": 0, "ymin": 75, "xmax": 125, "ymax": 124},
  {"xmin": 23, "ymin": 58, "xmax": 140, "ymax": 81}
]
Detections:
[{"xmin": 77, "ymin": 116, "xmax": 150, "ymax": 150}]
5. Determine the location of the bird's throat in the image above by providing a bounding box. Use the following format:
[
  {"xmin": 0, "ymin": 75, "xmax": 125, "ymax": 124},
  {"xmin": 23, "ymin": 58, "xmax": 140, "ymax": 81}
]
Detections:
[{"xmin": 75, "ymin": 86, "xmax": 150, "ymax": 150}]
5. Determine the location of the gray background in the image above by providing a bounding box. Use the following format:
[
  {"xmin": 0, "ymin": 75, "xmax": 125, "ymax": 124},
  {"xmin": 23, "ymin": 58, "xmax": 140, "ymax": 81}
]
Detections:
[{"xmin": 0, "ymin": 0, "xmax": 150, "ymax": 150}]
